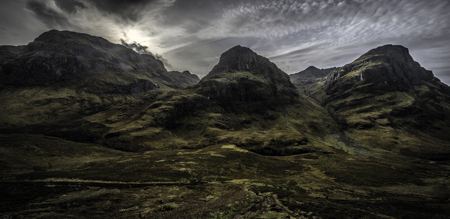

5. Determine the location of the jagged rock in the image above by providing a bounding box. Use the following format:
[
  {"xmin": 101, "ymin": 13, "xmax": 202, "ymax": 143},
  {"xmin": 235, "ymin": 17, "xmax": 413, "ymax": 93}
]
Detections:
[
  {"xmin": 196, "ymin": 45, "xmax": 298, "ymax": 103},
  {"xmin": 290, "ymin": 66, "xmax": 336, "ymax": 85},
  {"xmin": 325, "ymin": 45, "xmax": 433, "ymax": 95}
]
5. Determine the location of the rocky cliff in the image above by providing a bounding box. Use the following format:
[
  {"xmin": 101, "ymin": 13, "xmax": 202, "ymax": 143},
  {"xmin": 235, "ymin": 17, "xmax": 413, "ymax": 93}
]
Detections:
[
  {"xmin": 325, "ymin": 45, "xmax": 433, "ymax": 95},
  {"xmin": 196, "ymin": 45, "xmax": 298, "ymax": 103}
]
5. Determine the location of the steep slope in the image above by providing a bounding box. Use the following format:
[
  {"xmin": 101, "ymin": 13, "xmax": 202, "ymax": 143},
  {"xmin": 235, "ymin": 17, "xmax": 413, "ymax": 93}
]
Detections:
[
  {"xmin": 196, "ymin": 45, "xmax": 298, "ymax": 104},
  {"xmin": 316, "ymin": 45, "xmax": 450, "ymax": 160}
]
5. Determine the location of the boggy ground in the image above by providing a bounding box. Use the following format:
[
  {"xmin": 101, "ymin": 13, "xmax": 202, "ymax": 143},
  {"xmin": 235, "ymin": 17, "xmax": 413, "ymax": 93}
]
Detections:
[{"xmin": 1, "ymin": 134, "xmax": 450, "ymax": 218}]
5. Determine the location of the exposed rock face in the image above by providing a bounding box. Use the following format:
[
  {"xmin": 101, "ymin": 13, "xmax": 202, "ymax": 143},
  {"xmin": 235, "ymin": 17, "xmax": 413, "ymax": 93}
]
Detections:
[
  {"xmin": 325, "ymin": 45, "xmax": 433, "ymax": 95},
  {"xmin": 0, "ymin": 30, "xmax": 197, "ymax": 92},
  {"xmin": 196, "ymin": 45, "xmax": 298, "ymax": 103},
  {"xmin": 290, "ymin": 66, "xmax": 336, "ymax": 85}
]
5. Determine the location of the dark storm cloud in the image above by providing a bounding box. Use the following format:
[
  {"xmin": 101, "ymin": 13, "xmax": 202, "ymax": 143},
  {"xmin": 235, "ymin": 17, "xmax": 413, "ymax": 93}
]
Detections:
[
  {"xmin": 54, "ymin": 0, "xmax": 86, "ymax": 14},
  {"xmin": 26, "ymin": 0, "xmax": 71, "ymax": 28},
  {"xmin": 85, "ymin": 0, "xmax": 158, "ymax": 22}
]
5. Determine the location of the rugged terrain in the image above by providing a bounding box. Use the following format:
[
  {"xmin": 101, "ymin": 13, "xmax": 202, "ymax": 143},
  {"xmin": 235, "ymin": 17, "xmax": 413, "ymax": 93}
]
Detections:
[{"xmin": 1, "ymin": 31, "xmax": 449, "ymax": 218}]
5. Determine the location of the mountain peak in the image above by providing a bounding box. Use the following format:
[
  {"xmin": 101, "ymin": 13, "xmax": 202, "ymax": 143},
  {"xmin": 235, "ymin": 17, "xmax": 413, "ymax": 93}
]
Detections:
[
  {"xmin": 360, "ymin": 44, "xmax": 415, "ymax": 64},
  {"xmin": 305, "ymin": 66, "xmax": 319, "ymax": 71},
  {"xmin": 203, "ymin": 45, "xmax": 261, "ymax": 79},
  {"xmin": 290, "ymin": 66, "xmax": 336, "ymax": 85},
  {"xmin": 196, "ymin": 46, "xmax": 298, "ymax": 103},
  {"xmin": 325, "ymin": 45, "xmax": 434, "ymax": 95}
]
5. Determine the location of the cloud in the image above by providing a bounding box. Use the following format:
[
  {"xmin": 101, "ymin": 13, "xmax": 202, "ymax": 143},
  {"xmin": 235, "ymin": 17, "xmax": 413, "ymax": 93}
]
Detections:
[
  {"xmin": 120, "ymin": 38, "xmax": 173, "ymax": 69},
  {"xmin": 25, "ymin": 0, "xmax": 71, "ymax": 28},
  {"xmin": 120, "ymin": 39, "xmax": 151, "ymax": 54},
  {"xmin": 54, "ymin": 0, "xmax": 86, "ymax": 14},
  {"xmin": 84, "ymin": 0, "xmax": 157, "ymax": 22}
]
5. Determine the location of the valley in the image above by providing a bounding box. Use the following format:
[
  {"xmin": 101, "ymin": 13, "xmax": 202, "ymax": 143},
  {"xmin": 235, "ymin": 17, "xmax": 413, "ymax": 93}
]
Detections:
[{"xmin": 1, "ymin": 30, "xmax": 449, "ymax": 218}]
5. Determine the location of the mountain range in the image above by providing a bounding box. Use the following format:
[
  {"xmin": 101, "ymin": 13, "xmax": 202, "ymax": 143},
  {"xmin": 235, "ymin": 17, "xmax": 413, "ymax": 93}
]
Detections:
[{"xmin": 1, "ymin": 30, "xmax": 449, "ymax": 218}]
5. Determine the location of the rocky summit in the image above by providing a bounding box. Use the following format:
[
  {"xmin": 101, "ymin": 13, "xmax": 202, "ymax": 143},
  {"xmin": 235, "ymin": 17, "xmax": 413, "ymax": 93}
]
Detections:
[
  {"xmin": 0, "ymin": 30, "xmax": 199, "ymax": 92},
  {"xmin": 325, "ymin": 44, "xmax": 434, "ymax": 95},
  {"xmin": 196, "ymin": 45, "xmax": 298, "ymax": 103},
  {"xmin": 1, "ymin": 32, "xmax": 450, "ymax": 219}
]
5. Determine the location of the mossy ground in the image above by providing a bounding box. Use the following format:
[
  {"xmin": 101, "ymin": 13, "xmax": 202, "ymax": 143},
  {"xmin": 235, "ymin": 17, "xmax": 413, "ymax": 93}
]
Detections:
[{"xmin": 1, "ymin": 134, "xmax": 449, "ymax": 218}]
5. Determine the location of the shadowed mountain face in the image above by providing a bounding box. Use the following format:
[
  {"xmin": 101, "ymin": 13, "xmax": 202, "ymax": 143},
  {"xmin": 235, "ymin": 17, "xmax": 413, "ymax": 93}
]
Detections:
[
  {"xmin": 196, "ymin": 45, "xmax": 298, "ymax": 103},
  {"xmin": 290, "ymin": 66, "xmax": 336, "ymax": 86},
  {"xmin": 0, "ymin": 30, "xmax": 199, "ymax": 92}
]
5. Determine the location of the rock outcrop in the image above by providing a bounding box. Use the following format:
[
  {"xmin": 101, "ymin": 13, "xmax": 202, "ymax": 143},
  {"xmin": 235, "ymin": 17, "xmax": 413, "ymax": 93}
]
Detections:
[
  {"xmin": 325, "ymin": 45, "xmax": 433, "ymax": 95},
  {"xmin": 196, "ymin": 45, "xmax": 298, "ymax": 103}
]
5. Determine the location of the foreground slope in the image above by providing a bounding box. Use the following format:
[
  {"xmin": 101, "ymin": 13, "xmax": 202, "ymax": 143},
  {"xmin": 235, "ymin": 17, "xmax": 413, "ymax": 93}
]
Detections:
[
  {"xmin": 315, "ymin": 45, "xmax": 450, "ymax": 160},
  {"xmin": 1, "ymin": 134, "xmax": 449, "ymax": 218}
]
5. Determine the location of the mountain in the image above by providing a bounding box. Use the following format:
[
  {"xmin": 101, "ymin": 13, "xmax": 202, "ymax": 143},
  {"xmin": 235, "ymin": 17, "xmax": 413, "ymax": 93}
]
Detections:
[
  {"xmin": 0, "ymin": 30, "xmax": 199, "ymax": 92},
  {"xmin": 325, "ymin": 45, "xmax": 434, "ymax": 95},
  {"xmin": 290, "ymin": 66, "xmax": 336, "ymax": 85},
  {"xmin": 86, "ymin": 46, "xmax": 336, "ymax": 153},
  {"xmin": 0, "ymin": 30, "xmax": 200, "ymax": 144},
  {"xmin": 315, "ymin": 45, "xmax": 450, "ymax": 160},
  {"xmin": 196, "ymin": 45, "xmax": 298, "ymax": 104},
  {"xmin": 1, "ymin": 33, "xmax": 450, "ymax": 219}
]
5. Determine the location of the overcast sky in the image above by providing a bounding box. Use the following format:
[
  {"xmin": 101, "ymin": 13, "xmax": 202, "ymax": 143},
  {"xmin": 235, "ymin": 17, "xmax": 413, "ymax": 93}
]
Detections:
[{"xmin": 1, "ymin": 0, "xmax": 449, "ymax": 84}]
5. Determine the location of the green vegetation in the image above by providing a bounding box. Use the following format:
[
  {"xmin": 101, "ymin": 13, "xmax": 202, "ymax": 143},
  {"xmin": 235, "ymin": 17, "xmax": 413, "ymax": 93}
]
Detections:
[{"xmin": 1, "ymin": 134, "xmax": 449, "ymax": 218}]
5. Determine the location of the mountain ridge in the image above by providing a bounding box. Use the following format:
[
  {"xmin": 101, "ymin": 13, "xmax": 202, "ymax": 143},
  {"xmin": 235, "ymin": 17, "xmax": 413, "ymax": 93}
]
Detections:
[
  {"xmin": 289, "ymin": 66, "xmax": 337, "ymax": 86},
  {"xmin": 0, "ymin": 30, "xmax": 199, "ymax": 92}
]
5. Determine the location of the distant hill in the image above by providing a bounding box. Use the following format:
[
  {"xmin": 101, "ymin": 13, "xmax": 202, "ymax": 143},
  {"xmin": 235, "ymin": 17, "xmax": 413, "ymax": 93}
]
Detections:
[{"xmin": 289, "ymin": 66, "xmax": 337, "ymax": 85}]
